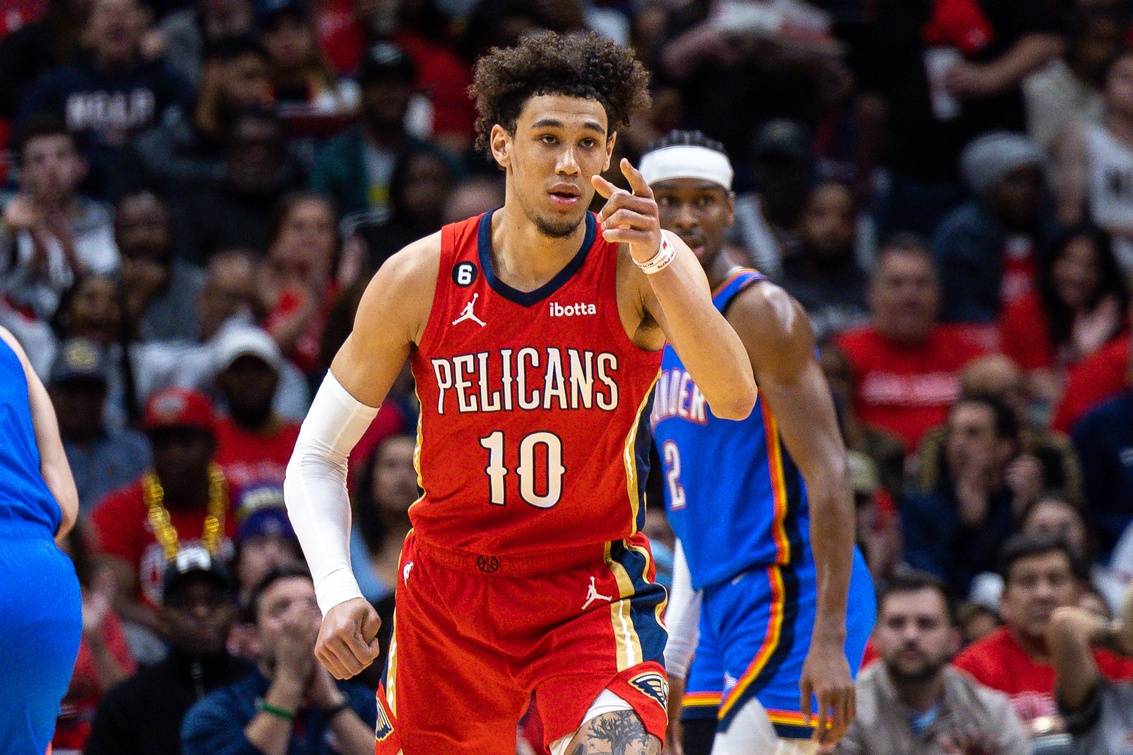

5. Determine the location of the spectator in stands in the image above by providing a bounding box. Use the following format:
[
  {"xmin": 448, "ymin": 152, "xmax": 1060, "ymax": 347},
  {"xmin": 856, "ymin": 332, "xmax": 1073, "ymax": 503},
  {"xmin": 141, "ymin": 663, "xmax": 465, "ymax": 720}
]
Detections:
[
  {"xmin": 231, "ymin": 483, "xmax": 302, "ymax": 602},
  {"xmin": 1, "ymin": 116, "xmax": 117, "ymax": 319},
  {"xmin": 1053, "ymin": 47, "xmax": 1133, "ymax": 275},
  {"xmin": 731, "ymin": 120, "xmax": 815, "ymax": 278},
  {"xmin": 210, "ymin": 326, "xmax": 299, "ymax": 490},
  {"xmin": 350, "ymin": 146, "xmax": 454, "ymax": 271},
  {"xmin": 917, "ymin": 354, "xmax": 1084, "ymax": 508},
  {"xmin": 318, "ymin": 0, "xmax": 475, "ymax": 153},
  {"xmin": 934, "ymin": 131, "xmax": 1057, "ymax": 324},
  {"xmin": 180, "ymin": 565, "xmax": 377, "ymax": 755},
  {"xmin": 86, "ymin": 546, "xmax": 250, "ymax": 755},
  {"xmin": 657, "ymin": 0, "xmax": 846, "ymax": 171},
  {"xmin": 160, "ymin": 0, "xmax": 256, "ymax": 87},
  {"xmin": 1048, "ymin": 595, "xmax": 1133, "ymax": 754},
  {"xmin": 834, "ymin": 571, "xmax": 1030, "ymax": 755},
  {"xmin": 176, "ymin": 108, "xmax": 305, "ymax": 265},
  {"xmin": 91, "ymin": 388, "xmax": 236, "ymax": 643},
  {"xmin": 854, "ymin": 0, "xmax": 1061, "ymax": 237},
  {"xmin": 258, "ymin": 192, "xmax": 339, "ymax": 375},
  {"xmin": 779, "ymin": 179, "xmax": 870, "ymax": 341},
  {"xmin": 308, "ymin": 40, "xmax": 426, "ymax": 221},
  {"xmin": 197, "ymin": 250, "xmax": 258, "ymax": 342},
  {"xmin": 1024, "ymin": 8, "xmax": 1121, "ymax": 148},
  {"xmin": 1072, "ymin": 350, "xmax": 1133, "ymax": 559},
  {"xmin": 256, "ymin": 0, "xmax": 357, "ymax": 114},
  {"xmin": 53, "ymin": 521, "xmax": 136, "ymax": 753},
  {"xmin": 50, "ymin": 273, "xmax": 138, "ymax": 429},
  {"xmin": 1051, "ymin": 314, "xmax": 1131, "ymax": 434},
  {"xmin": 18, "ymin": 0, "xmax": 193, "ymax": 199},
  {"xmin": 902, "ymin": 394, "xmax": 1022, "ymax": 596},
  {"xmin": 999, "ymin": 225, "xmax": 1129, "ymax": 406},
  {"xmin": 835, "ymin": 236, "xmax": 985, "ymax": 451},
  {"xmin": 953, "ymin": 533, "xmax": 1133, "ymax": 739},
  {"xmin": 48, "ymin": 337, "xmax": 150, "ymax": 511},
  {"xmin": 350, "ymin": 433, "xmax": 415, "ymax": 610},
  {"xmin": 968, "ymin": 494, "xmax": 1128, "ymax": 619},
  {"xmin": 0, "ymin": 0, "xmax": 88, "ymax": 120},
  {"xmin": 116, "ymin": 190, "xmax": 205, "ymax": 343},
  {"xmin": 122, "ymin": 37, "xmax": 274, "ymax": 196}
]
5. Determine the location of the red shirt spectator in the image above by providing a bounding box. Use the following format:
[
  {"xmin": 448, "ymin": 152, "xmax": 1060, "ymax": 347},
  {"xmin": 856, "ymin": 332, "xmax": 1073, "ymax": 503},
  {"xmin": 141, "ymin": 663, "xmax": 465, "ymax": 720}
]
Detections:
[
  {"xmin": 953, "ymin": 626, "xmax": 1133, "ymax": 723},
  {"xmin": 836, "ymin": 239, "xmax": 986, "ymax": 451},
  {"xmin": 1051, "ymin": 336, "xmax": 1130, "ymax": 433},
  {"xmin": 837, "ymin": 324, "xmax": 985, "ymax": 451},
  {"xmin": 92, "ymin": 388, "xmax": 236, "ymax": 617},
  {"xmin": 214, "ymin": 416, "xmax": 299, "ymax": 491},
  {"xmin": 93, "ymin": 479, "xmax": 237, "ymax": 611}
]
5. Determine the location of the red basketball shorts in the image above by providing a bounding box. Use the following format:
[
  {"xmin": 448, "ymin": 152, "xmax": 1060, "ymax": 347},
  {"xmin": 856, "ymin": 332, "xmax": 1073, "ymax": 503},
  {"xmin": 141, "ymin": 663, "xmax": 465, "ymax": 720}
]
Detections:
[{"xmin": 373, "ymin": 530, "xmax": 670, "ymax": 755}]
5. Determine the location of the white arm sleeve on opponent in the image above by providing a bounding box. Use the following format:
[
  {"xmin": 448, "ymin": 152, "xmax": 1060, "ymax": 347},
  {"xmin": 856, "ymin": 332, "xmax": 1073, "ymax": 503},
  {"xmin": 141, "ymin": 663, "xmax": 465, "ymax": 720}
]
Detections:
[
  {"xmin": 284, "ymin": 372, "xmax": 379, "ymax": 615},
  {"xmin": 664, "ymin": 539, "xmax": 701, "ymax": 680}
]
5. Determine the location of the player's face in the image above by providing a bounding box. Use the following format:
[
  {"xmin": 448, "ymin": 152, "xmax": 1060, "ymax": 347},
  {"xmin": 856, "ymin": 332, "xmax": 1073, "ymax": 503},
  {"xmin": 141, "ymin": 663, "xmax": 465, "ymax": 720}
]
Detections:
[
  {"xmin": 875, "ymin": 589, "xmax": 958, "ymax": 682},
  {"xmin": 493, "ymin": 94, "xmax": 613, "ymax": 239},
  {"xmin": 653, "ymin": 178, "xmax": 734, "ymax": 267},
  {"xmin": 1001, "ymin": 551, "xmax": 1080, "ymax": 639}
]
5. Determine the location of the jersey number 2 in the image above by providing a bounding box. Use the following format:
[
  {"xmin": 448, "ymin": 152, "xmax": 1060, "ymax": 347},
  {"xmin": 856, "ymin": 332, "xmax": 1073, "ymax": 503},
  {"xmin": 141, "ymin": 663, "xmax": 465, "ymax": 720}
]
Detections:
[
  {"xmin": 662, "ymin": 440, "xmax": 686, "ymax": 510},
  {"xmin": 479, "ymin": 431, "xmax": 566, "ymax": 508}
]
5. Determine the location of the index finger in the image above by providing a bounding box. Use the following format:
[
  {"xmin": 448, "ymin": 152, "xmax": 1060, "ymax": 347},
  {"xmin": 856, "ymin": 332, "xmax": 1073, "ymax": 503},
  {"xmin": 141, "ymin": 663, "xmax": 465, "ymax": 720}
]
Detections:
[{"xmin": 619, "ymin": 158, "xmax": 653, "ymax": 199}]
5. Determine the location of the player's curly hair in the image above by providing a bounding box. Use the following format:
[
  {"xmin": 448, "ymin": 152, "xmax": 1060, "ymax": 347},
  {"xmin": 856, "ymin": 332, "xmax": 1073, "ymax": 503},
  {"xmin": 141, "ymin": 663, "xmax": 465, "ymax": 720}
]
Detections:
[{"xmin": 469, "ymin": 30, "xmax": 651, "ymax": 155}]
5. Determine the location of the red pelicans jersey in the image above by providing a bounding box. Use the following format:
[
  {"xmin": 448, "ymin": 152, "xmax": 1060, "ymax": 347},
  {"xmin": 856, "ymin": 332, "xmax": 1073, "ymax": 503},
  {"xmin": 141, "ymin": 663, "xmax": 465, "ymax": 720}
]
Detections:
[{"xmin": 409, "ymin": 210, "xmax": 662, "ymax": 556}]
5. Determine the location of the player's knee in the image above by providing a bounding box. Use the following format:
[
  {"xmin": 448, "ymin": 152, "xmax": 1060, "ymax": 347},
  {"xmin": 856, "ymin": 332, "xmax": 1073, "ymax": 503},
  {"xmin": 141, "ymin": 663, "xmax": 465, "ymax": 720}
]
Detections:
[{"xmin": 566, "ymin": 709, "xmax": 661, "ymax": 755}]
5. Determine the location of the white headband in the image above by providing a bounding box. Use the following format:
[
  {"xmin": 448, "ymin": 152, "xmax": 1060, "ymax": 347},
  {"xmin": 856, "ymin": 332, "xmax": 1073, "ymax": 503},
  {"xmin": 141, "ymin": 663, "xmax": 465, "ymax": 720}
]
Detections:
[{"xmin": 639, "ymin": 145, "xmax": 734, "ymax": 190}]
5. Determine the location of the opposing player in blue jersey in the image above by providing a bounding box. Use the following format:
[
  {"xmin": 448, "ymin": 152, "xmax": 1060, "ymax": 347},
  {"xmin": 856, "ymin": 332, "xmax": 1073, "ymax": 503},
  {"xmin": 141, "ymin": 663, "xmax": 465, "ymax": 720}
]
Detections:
[
  {"xmin": 0, "ymin": 325, "xmax": 82, "ymax": 753},
  {"xmin": 645, "ymin": 132, "xmax": 875, "ymax": 755}
]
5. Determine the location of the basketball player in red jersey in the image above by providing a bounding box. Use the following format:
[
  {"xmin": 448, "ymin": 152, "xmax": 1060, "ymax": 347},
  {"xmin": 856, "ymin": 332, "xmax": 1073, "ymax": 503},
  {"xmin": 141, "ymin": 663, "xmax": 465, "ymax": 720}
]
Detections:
[{"xmin": 284, "ymin": 31, "xmax": 757, "ymax": 755}]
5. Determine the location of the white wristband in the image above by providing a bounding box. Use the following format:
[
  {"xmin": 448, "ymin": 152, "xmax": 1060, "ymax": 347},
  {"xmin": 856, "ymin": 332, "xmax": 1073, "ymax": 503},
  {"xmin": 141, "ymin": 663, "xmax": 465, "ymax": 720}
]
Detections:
[{"xmin": 635, "ymin": 235, "xmax": 676, "ymax": 275}]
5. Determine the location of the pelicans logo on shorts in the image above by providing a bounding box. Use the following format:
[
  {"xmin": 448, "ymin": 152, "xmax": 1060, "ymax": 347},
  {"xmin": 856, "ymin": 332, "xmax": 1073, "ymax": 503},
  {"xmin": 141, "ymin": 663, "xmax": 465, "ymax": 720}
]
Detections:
[
  {"xmin": 628, "ymin": 672, "xmax": 669, "ymax": 709},
  {"xmin": 375, "ymin": 699, "xmax": 394, "ymax": 741}
]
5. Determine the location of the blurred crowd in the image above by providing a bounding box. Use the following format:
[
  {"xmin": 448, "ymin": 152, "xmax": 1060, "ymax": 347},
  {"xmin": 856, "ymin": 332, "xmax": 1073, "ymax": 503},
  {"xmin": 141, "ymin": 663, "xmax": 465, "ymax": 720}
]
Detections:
[{"xmin": 4, "ymin": 0, "xmax": 1133, "ymax": 752}]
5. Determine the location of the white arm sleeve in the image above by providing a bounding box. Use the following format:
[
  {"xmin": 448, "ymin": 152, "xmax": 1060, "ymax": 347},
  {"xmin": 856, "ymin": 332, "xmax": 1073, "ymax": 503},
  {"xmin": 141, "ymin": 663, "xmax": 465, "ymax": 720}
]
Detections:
[
  {"xmin": 663, "ymin": 539, "xmax": 701, "ymax": 679},
  {"xmin": 284, "ymin": 372, "xmax": 379, "ymax": 615}
]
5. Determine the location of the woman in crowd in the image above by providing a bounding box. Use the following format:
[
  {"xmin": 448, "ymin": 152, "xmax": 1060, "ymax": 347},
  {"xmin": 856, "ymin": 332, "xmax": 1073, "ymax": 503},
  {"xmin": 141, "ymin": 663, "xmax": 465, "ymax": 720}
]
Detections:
[
  {"xmin": 1000, "ymin": 224, "xmax": 1129, "ymax": 406},
  {"xmin": 259, "ymin": 192, "xmax": 340, "ymax": 377}
]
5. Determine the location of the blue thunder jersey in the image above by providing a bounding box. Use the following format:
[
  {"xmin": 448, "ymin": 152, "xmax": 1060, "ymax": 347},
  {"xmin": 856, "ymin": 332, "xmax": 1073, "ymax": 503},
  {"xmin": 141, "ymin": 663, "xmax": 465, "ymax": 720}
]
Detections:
[
  {"xmin": 0, "ymin": 338, "xmax": 61, "ymax": 535},
  {"xmin": 651, "ymin": 269, "xmax": 806, "ymax": 591}
]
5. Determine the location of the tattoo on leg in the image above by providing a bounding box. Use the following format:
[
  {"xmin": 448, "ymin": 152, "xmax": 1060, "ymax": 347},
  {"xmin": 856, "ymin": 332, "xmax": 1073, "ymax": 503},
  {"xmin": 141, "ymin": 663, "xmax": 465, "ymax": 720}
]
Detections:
[{"xmin": 568, "ymin": 710, "xmax": 661, "ymax": 755}]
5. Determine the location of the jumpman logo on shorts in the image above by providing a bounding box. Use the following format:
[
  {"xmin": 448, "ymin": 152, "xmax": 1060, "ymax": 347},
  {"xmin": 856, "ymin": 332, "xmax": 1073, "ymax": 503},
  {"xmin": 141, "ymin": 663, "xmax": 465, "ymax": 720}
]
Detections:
[
  {"xmin": 581, "ymin": 576, "xmax": 613, "ymax": 610},
  {"xmin": 452, "ymin": 294, "xmax": 487, "ymax": 327}
]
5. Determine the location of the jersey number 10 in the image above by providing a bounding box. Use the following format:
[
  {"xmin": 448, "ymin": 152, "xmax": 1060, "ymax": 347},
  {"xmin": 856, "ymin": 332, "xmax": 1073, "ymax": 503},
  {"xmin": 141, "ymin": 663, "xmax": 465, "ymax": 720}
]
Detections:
[{"xmin": 479, "ymin": 431, "xmax": 566, "ymax": 508}]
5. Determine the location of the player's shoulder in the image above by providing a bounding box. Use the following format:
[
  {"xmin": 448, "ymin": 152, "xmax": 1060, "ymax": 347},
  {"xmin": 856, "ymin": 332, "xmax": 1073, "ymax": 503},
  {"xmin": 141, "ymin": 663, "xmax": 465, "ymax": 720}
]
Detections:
[
  {"xmin": 378, "ymin": 230, "xmax": 443, "ymax": 285},
  {"xmin": 726, "ymin": 276, "xmax": 811, "ymax": 347}
]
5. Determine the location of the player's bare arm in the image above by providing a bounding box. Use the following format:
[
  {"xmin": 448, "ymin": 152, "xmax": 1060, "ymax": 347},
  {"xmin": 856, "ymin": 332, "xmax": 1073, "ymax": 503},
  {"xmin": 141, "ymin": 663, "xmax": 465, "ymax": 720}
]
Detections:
[
  {"xmin": 287, "ymin": 234, "xmax": 438, "ymax": 682},
  {"xmin": 727, "ymin": 283, "xmax": 857, "ymax": 746},
  {"xmin": 594, "ymin": 160, "xmax": 756, "ymax": 421}
]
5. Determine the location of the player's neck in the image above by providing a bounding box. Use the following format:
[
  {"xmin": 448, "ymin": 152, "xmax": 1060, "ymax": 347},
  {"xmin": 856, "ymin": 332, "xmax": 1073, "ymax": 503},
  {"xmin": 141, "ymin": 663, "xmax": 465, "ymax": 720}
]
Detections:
[{"xmin": 490, "ymin": 202, "xmax": 589, "ymax": 292}]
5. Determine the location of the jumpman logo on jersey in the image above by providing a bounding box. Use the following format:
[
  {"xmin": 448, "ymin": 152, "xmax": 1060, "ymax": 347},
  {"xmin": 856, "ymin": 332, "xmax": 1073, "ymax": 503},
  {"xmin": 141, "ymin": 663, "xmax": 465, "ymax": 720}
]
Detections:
[
  {"xmin": 403, "ymin": 561, "xmax": 414, "ymax": 584},
  {"xmin": 452, "ymin": 293, "xmax": 486, "ymax": 327},
  {"xmin": 581, "ymin": 576, "xmax": 613, "ymax": 610}
]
